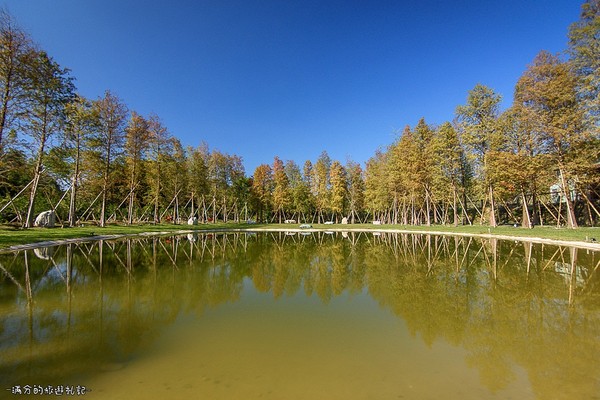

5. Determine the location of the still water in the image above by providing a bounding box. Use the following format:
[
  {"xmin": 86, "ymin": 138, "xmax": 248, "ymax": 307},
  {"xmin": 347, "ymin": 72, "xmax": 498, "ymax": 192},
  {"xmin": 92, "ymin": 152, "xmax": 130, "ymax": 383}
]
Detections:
[{"xmin": 0, "ymin": 231, "xmax": 599, "ymax": 399}]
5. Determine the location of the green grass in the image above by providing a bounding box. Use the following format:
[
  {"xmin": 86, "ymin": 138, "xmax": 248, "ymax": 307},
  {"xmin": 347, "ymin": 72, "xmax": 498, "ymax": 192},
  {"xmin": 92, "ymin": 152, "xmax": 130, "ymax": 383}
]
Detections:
[{"xmin": 0, "ymin": 222, "xmax": 598, "ymax": 250}]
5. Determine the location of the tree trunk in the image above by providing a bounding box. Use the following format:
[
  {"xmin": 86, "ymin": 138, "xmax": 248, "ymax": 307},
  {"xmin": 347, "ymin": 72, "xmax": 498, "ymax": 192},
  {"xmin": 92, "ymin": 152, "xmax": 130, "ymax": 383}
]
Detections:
[
  {"xmin": 25, "ymin": 129, "xmax": 47, "ymax": 228},
  {"xmin": 488, "ymin": 184, "xmax": 497, "ymax": 227},
  {"xmin": 174, "ymin": 194, "xmax": 179, "ymax": 224},
  {"xmin": 521, "ymin": 189, "xmax": 532, "ymax": 229},
  {"xmin": 452, "ymin": 183, "xmax": 458, "ymax": 227},
  {"xmin": 411, "ymin": 194, "xmax": 416, "ymax": 225},
  {"xmin": 127, "ymin": 165, "xmax": 136, "ymax": 225},
  {"xmin": 559, "ymin": 166, "xmax": 578, "ymax": 228},
  {"xmin": 100, "ymin": 139, "xmax": 112, "ymax": 228},
  {"xmin": 100, "ymin": 177, "xmax": 107, "ymax": 227},
  {"xmin": 530, "ymin": 189, "xmax": 540, "ymax": 226},
  {"xmin": 153, "ymin": 155, "xmax": 161, "ymax": 224},
  {"xmin": 24, "ymin": 170, "xmax": 41, "ymax": 228},
  {"xmin": 425, "ymin": 188, "xmax": 431, "ymax": 226},
  {"xmin": 191, "ymin": 193, "xmax": 195, "ymax": 220},
  {"xmin": 214, "ymin": 197, "xmax": 218, "ymax": 223},
  {"xmin": 68, "ymin": 139, "xmax": 81, "ymax": 227},
  {"xmin": 0, "ymin": 62, "xmax": 13, "ymax": 153},
  {"xmin": 462, "ymin": 189, "xmax": 469, "ymax": 225}
]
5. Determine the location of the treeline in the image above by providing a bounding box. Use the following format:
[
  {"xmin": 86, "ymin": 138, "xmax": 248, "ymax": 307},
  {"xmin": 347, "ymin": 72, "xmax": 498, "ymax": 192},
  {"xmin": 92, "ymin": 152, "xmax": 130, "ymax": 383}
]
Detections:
[{"xmin": 0, "ymin": 2, "xmax": 599, "ymax": 228}]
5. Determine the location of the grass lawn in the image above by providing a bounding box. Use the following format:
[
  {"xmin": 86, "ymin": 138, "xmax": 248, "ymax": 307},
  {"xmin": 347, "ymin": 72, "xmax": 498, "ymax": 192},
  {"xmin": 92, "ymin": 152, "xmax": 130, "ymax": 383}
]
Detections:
[{"xmin": 0, "ymin": 222, "xmax": 599, "ymax": 250}]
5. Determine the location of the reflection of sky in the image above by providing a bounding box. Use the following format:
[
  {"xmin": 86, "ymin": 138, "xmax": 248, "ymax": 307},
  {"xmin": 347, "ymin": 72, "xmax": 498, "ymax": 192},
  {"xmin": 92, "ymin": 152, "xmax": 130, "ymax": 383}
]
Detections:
[{"xmin": 37, "ymin": 261, "xmax": 68, "ymax": 289}]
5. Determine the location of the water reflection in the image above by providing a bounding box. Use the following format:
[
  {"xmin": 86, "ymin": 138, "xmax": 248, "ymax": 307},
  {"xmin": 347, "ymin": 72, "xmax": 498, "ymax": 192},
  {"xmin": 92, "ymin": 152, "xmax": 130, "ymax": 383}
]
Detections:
[{"xmin": 0, "ymin": 232, "xmax": 599, "ymax": 399}]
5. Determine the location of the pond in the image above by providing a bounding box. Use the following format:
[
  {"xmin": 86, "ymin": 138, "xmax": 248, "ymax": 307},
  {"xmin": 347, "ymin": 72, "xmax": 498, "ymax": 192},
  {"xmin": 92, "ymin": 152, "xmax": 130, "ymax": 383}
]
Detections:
[{"xmin": 0, "ymin": 231, "xmax": 599, "ymax": 399}]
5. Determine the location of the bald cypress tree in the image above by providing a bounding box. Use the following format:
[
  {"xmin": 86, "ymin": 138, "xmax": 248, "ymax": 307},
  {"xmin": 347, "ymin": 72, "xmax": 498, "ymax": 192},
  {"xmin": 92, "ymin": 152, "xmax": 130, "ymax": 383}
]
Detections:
[
  {"xmin": 346, "ymin": 160, "xmax": 365, "ymax": 224},
  {"xmin": 314, "ymin": 151, "xmax": 331, "ymax": 223},
  {"xmin": 515, "ymin": 51, "xmax": 588, "ymax": 228},
  {"xmin": 364, "ymin": 149, "xmax": 390, "ymax": 222},
  {"xmin": 432, "ymin": 122, "xmax": 467, "ymax": 226},
  {"xmin": 23, "ymin": 51, "xmax": 74, "ymax": 227},
  {"xmin": 90, "ymin": 90, "xmax": 127, "ymax": 227},
  {"xmin": 252, "ymin": 164, "xmax": 273, "ymax": 222},
  {"xmin": 456, "ymin": 84, "xmax": 502, "ymax": 227},
  {"xmin": 124, "ymin": 111, "xmax": 149, "ymax": 224},
  {"xmin": 146, "ymin": 113, "xmax": 169, "ymax": 224},
  {"xmin": 387, "ymin": 126, "xmax": 420, "ymax": 224},
  {"xmin": 0, "ymin": 9, "xmax": 32, "ymax": 154},
  {"xmin": 568, "ymin": 0, "xmax": 600, "ymax": 132},
  {"xmin": 64, "ymin": 95, "xmax": 97, "ymax": 226},
  {"xmin": 329, "ymin": 160, "xmax": 348, "ymax": 222},
  {"xmin": 413, "ymin": 118, "xmax": 435, "ymax": 225},
  {"xmin": 272, "ymin": 156, "xmax": 291, "ymax": 223}
]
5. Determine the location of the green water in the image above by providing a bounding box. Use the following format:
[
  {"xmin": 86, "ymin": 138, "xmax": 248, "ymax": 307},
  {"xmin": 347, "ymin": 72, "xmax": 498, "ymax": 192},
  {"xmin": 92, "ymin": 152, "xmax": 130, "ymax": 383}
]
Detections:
[{"xmin": 0, "ymin": 231, "xmax": 599, "ymax": 399}]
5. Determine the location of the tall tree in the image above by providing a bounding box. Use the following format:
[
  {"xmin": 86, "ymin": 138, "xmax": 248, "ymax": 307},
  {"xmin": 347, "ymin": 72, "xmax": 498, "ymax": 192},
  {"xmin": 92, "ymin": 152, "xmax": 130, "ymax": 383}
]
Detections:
[
  {"xmin": 388, "ymin": 126, "xmax": 419, "ymax": 224},
  {"xmin": 146, "ymin": 113, "xmax": 169, "ymax": 224},
  {"xmin": 252, "ymin": 164, "xmax": 272, "ymax": 222},
  {"xmin": 124, "ymin": 111, "xmax": 149, "ymax": 224},
  {"xmin": 90, "ymin": 90, "xmax": 127, "ymax": 227},
  {"xmin": 206, "ymin": 149, "xmax": 244, "ymax": 222},
  {"xmin": 329, "ymin": 160, "xmax": 348, "ymax": 222},
  {"xmin": 345, "ymin": 160, "xmax": 365, "ymax": 224},
  {"xmin": 364, "ymin": 149, "xmax": 391, "ymax": 222},
  {"xmin": 163, "ymin": 137, "xmax": 187, "ymax": 223},
  {"xmin": 413, "ymin": 118, "xmax": 436, "ymax": 225},
  {"xmin": 285, "ymin": 160, "xmax": 313, "ymax": 222},
  {"xmin": 492, "ymin": 106, "xmax": 549, "ymax": 228},
  {"xmin": 0, "ymin": 9, "xmax": 32, "ymax": 154},
  {"xmin": 23, "ymin": 51, "xmax": 74, "ymax": 227},
  {"xmin": 456, "ymin": 84, "xmax": 502, "ymax": 227},
  {"xmin": 568, "ymin": 0, "xmax": 600, "ymax": 132},
  {"xmin": 64, "ymin": 95, "xmax": 97, "ymax": 226},
  {"xmin": 515, "ymin": 51, "xmax": 587, "ymax": 228},
  {"xmin": 186, "ymin": 144, "xmax": 209, "ymax": 218},
  {"xmin": 313, "ymin": 150, "xmax": 331, "ymax": 222},
  {"xmin": 272, "ymin": 156, "xmax": 291, "ymax": 223},
  {"xmin": 302, "ymin": 160, "xmax": 317, "ymax": 221},
  {"xmin": 432, "ymin": 122, "xmax": 467, "ymax": 226}
]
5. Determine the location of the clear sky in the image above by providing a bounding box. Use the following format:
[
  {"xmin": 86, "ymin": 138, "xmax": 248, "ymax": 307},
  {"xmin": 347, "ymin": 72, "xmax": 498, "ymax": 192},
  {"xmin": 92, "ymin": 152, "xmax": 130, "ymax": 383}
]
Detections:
[{"xmin": 2, "ymin": 0, "xmax": 583, "ymax": 175}]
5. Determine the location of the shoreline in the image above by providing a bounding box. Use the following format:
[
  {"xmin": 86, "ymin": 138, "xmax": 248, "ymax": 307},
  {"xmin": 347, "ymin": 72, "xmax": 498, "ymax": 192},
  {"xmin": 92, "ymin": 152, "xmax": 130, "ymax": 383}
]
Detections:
[{"xmin": 2, "ymin": 226, "xmax": 599, "ymax": 253}]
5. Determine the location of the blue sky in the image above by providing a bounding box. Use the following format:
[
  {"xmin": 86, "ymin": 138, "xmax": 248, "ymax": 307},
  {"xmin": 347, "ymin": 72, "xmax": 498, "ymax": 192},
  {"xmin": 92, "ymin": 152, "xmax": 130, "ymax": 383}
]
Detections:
[{"xmin": 2, "ymin": 0, "xmax": 582, "ymax": 175}]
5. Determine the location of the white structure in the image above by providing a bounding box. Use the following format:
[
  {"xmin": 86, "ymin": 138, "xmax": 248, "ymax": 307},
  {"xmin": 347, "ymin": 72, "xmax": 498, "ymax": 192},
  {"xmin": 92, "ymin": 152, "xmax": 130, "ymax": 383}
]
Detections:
[
  {"xmin": 34, "ymin": 210, "xmax": 55, "ymax": 228},
  {"xmin": 34, "ymin": 247, "xmax": 54, "ymax": 260},
  {"xmin": 187, "ymin": 216, "xmax": 198, "ymax": 225},
  {"xmin": 550, "ymin": 179, "xmax": 577, "ymax": 204}
]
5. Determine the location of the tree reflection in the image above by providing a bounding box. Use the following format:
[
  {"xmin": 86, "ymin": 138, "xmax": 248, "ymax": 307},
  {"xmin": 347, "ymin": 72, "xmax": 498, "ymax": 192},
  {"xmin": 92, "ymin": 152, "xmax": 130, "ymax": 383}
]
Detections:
[{"xmin": 0, "ymin": 232, "xmax": 599, "ymax": 398}]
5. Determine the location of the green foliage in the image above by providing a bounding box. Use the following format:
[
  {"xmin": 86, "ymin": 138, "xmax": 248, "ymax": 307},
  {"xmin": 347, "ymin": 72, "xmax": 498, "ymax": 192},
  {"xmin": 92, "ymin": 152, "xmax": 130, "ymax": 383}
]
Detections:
[
  {"xmin": 569, "ymin": 0, "xmax": 600, "ymax": 132},
  {"xmin": 0, "ymin": 9, "xmax": 32, "ymax": 153},
  {"xmin": 187, "ymin": 144, "xmax": 209, "ymax": 201},
  {"xmin": 329, "ymin": 160, "xmax": 347, "ymax": 217},
  {"xmin": 313, "ymin": 150, "xmax": 331, "ymax": 219},
  {"xmin": 456, "ymin": 84, "xmax": 502, "ymax": 173},
  {"xmin": 251, "ymin": 164, "xmax": 273, "ymax": 222},
  {"xmin": 346, "ymin": 160, "xmax": 365, "ymax": 221},
  {"xmin": 272, "ymin": 156, "xmax": 291, "ymax": 220},
  {"xmin": 364, "ymin": 149, "xmax": 390, "ymax": 215}
]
